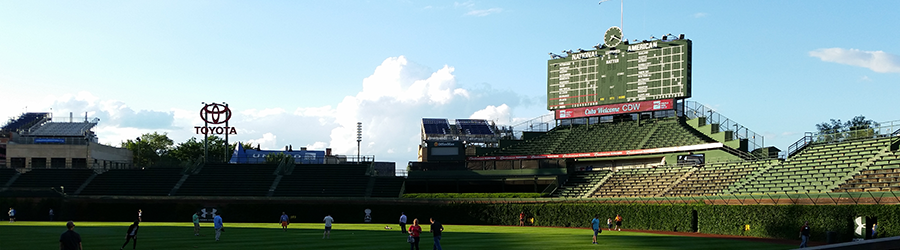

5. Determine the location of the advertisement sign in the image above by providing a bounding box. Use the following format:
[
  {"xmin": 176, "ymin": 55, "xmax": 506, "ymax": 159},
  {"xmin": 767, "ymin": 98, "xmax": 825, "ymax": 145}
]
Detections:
[
  {"xmin": 195, "ymin": 103, "xmax": 238, "ymax": 135},
  {"xmin": 556, "ymin": 99, "xmax": 674, "ymax": 119}
]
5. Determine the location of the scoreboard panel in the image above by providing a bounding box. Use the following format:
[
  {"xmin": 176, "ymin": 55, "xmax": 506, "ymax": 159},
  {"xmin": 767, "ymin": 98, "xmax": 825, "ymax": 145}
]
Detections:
[{"xmin": 547, "ymin": 39, "xmax": 691, "ymax": 110}]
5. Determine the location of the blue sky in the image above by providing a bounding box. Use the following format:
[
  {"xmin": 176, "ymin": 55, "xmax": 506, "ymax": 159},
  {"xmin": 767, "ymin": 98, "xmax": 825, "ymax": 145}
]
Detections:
[{"xmin": 2, "ymin": 1, "xmax": 899, "ymax": 164}]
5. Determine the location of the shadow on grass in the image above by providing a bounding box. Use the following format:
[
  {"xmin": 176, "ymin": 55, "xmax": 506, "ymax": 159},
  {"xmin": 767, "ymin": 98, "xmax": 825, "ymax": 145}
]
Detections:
[{"xmin": 0, "ymin": 224, "xmax": 795, "ymax": 250}]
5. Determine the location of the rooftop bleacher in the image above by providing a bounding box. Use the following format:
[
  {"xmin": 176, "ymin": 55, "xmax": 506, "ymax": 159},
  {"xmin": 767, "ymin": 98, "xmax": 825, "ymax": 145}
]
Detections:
[
  {"xmin": 422, "ymin": 118, "xmax": 452, "ymax": 135},
  {"xmin": 456, "ymin": 119, "xmax": 494, "ymax": 135},
  {"xmin": 176, "ymin": 164, "xmax": 277, "ymax": 196},
  {"xmin": 79, "ymin": 168, "xmax": 185, "ymax": 196},
  {"xmin": 1, "ymin": 112, "xmax": 50, "ymax": 132},
  {"xmin": 29, "ymin": 122, "xmax": 96, "ymax": 136},
  {"xmin": 732, "ymin": 137, "xmax": 896, "ymax": 194}
]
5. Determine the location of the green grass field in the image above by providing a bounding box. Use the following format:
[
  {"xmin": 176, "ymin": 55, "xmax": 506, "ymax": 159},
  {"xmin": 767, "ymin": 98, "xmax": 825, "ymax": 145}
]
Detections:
[{"xmin": 0, "ymin": 221, "xmax": 794, "ymax": 250}]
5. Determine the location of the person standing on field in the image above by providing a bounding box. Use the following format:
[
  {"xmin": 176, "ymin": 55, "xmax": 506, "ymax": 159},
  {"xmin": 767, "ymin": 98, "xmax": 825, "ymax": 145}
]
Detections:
[
  {"xmin": 120, "ymin": 220, "xmax": 139, "ymax": 250},
  {"xmin": 214, "ymin": 212, "xmax": 224, "ymax": 241},
  {"xmin": 60, "ymin": 221, "xmax": 82, "ymax": 250},
  {"xmin": 607, "ymin": 217, "xmax": 613, "ymax": 230},
  {"xmin": 280, "ymin": 212, "xmax": 290, "ymax": 232},
  {"xmin": 799, "ymin": 221, "xmax": 810, "ymax": 248},
  {"xmin": 399, "ymin": 212, "xmax": 408, "ymax": 234},
  {"xmin": 614, "ymin": 214, "xmax": 623, "ymax": 231},
  {"xmin": 408, "ymin": 218, "xmax": 422, "ymax": 250},
  {"xmin": 323, "ymin": 214, "xmax": 334, "ymax": 239},
  {"xmin": 429, "ymin": 217, "xmax": 443, "ymax": 250},
  {"xmin": 8, "ymin": 207, "xmax": 15, "ymax": 223},
  {"xmin": 192, "ymin": 211, "xmax": 201, "ymax": 236},
  {"xmin": 591, "ymin": 215, "xmax": 601, "ymax": 244},
  {"xmin": 519, "ymin": 212, "xmax": 525, "ymax": 226}
]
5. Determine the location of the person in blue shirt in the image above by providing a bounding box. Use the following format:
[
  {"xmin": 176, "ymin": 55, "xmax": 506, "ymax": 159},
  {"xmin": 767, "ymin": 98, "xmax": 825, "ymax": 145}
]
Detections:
[
  {"xmin": 591, "ymin": 215, "xmax": 601, "ymax": 244},
  {"xmin": 214, "ymin": 213, "xmax": 224, "ymax": 241},
  {"xmin": 280, "ymin": 212, "xmax": 290, "ymax": 232}
]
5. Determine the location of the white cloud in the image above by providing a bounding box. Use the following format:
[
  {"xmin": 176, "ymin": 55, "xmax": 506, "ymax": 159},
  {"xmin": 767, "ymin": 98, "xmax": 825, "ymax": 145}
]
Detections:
[
  {"xmin": 466, "ymin": 8, "xmax": 503, "ymax": 17},
  {"xmin": 693, "ymin": 12, "xmax": 708, "ymax": 18},
  {"xmin": 470, "ymin": 104, "xmax": 511, "ymax": 124},
  {"xmin": 454, "ymin": 1, "xmax": 475, "ymax": 9},
  {"xmin": 860, "ymin": 75, "xmax": 871, "ymax": 82},
  {"xmin": 809, "ymin": 48, "xmax": 900, "ymax": 73},
  {"xmin": 246, "ymin": 133, "xmax": 278, "ymax": 150},
  {"xmin": 241, "ymin": 108, "xmax": 286, "ymax": 119},
  {"xmin": 16, "ymin": 56, "xmax": 537, "ymax": 164}
]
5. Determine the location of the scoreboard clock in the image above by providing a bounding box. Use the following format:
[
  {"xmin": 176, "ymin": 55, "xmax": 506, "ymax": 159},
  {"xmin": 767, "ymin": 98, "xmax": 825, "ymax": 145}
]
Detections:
[{"xmin": 547, "ymin": 27, "xmax": 691, "ymax": 111}]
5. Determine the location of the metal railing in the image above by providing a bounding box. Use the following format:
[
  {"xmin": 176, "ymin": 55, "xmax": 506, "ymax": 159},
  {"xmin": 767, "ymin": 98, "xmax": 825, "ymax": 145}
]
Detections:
[
  {"xmin": 684, "ymin": 101, "xmax": 764, "ymax": 153},
  {"xmin": 785, "ymin": 120, "xmax": 900, "ymax": 158}
]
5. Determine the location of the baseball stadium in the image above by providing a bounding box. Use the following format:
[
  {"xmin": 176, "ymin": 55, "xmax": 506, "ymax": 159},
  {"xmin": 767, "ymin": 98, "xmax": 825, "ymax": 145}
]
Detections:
[{"xmin": 3, "ymin": 27, "xmax": 900, "ymax": 250}]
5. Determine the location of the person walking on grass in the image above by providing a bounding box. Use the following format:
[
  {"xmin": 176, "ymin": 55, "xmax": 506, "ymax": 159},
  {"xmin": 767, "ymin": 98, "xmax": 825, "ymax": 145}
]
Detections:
[
  {"xmin": 280, "ymin": 212, "xmax": 290, "ymax": 232},
  {"xmin": 408, "ymin": 218, "xmax": 422, "ymax": 250},
  {"xmin": 799, "ymin": 221, "xmax": 810, "ymax": 248},
  {"xmin": 519, "ymin": 212, "xmax": 525, "ymax": 226},
  {"xmin": 323, "ymin": 214, "xmax": 334, "ymax": 239},
  {"xmin": 429, "ymin": 217, "xmax": 443, "ymax": 250},
  {"xmin": 614, "ymin": 214, "xmax": 623, "ymax": 231},
  {"xmin": 192, "ymin": 211, "xmax": 201, "ymax": 236},
  {"xmin": 60, "ymin": 221, "xmax": 82, "ymax": 250},
  {"xmin": 214, "ymin": 212, "xmax": 224, "ymax": 241},
  {"xmin": 400, "ymin": 212, "xmax": 408, "ymax": 234},
  {"xmin": 120, "ymin": 220, "xmax": 139, "ymax": 249},
  {"xmin": 591, "ymin": 215, "xmax": 601, "ymax": 244}
]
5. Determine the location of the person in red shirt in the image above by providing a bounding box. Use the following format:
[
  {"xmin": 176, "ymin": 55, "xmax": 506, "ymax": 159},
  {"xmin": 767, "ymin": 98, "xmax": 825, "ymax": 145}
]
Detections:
[
  {"xmin": 519, "ymin": 212, "xmax": 525, "ymax": 226},
  {"xmin": 408, "ymin": 218, "xmax": 422, "ymax": 250}
]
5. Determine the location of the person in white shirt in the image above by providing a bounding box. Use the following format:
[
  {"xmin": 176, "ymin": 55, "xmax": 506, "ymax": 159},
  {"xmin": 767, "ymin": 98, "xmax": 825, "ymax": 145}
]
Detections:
[
  {"xmin": 323, "ymin": 215, "xmax": 334, "ymax": 239},
  {"xmin": 399, "ymin": 212, "xmax": 408, "ymax": 234}
]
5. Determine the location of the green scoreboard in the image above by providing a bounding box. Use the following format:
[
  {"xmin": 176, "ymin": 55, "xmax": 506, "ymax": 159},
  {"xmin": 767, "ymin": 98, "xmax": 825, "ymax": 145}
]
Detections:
[{"xmin": 547, "ymin": 27, "xmax": 691, "ymax": 110}]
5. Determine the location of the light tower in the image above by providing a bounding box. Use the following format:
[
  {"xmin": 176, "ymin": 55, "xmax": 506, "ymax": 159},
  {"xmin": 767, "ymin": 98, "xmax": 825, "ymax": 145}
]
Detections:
[{"xmin": 356, "ymin": 122, "xmax": 362, "ymax": 162}]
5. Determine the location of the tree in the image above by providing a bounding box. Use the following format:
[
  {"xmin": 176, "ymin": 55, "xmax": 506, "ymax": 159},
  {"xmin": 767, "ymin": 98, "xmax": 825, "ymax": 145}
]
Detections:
[
  {"xmin": 123, "ymin": 132, "xmax": 175, "ymax": 168},
  {"xmin": 815, "ymin": 115, "xmax": 880, "ymax": 142},
  {"xmin": 169, "ymin": 136, "xmax": 237, "ymax": 164}
]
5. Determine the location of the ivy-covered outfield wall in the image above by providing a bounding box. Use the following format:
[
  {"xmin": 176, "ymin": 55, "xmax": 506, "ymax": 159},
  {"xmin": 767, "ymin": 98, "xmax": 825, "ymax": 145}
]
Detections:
[{"xmin": 2, "ymin": 197, "xmax": 895, "ymax": 243}]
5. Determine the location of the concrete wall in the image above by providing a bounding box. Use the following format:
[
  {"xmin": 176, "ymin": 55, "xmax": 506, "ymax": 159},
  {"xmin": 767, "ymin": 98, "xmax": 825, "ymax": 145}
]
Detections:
[{"xmin": 5, "ymin": 142, "xmax": 132, "ymax": 169}]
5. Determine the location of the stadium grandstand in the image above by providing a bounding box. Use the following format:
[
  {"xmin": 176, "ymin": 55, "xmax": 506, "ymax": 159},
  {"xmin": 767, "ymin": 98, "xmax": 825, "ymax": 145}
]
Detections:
[
  {"xmin": 1, "ymin": 112, "xmax": 131, "ymax": 169},
  {"xmin": 402, "ymin": 99, "xmax": 900, "ymax": 202}
]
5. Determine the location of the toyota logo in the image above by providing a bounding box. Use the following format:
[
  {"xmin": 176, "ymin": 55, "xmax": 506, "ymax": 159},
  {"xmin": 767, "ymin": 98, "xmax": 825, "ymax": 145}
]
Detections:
[{"xmin": 200, "ymin": 103, "xmax": 232, "ymax": 124}]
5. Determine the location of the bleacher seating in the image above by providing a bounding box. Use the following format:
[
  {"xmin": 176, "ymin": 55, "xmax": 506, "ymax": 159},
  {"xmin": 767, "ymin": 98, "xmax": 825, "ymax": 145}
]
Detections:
[
  {"xmin": 0, "ymin": 168, "xmax": 17, "ymax": 186},
  {"xmin": 836, "ymin": 139, "xmax": 900, "ymax": 192},
  {"xmin": 370, "ymin": 177, "xmax": 405, "ymax": 197},
  {"xmin": 8, "ymin": 169, "xmax": 94, "ymax": 190},
  {"xmin": 664, "ymin": 160, "xmax": 774, "ymax": 196},
  {"xmin": 733, "ymin": 137, "xmax": 895, "ymax": 194},
  {"xmin": 591, "ymin": 166, "xmax": 693, "ymax": 197},
  {"xmin": 1, "ymin": 112, "xmax": 50, "ymax": 132},
  {"xmin": 553, "ymin": 170, "xmax": 610, "ymax": 198},
  {"xmin": 456, "ymin": 119, "xmax": 494, "ymax": 135},
  {"xmin": 422, "ymin": 118, "xmax": 452, "ymax": 135},
  {"xmin": 488, "ymin": 118, "xmax": 714, "ymax": 156},
  {"xmin": 176, "ymin": 164, "xmax": 277, "ymax": 196},
  {"xmin": 79, "ymin": 168, "xmax": 185, "ymax": 196},
  {"xmin": 273, "ymin": 164, "xmax": 370, "ymax": 197}
]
